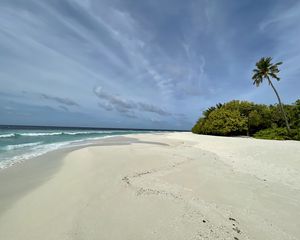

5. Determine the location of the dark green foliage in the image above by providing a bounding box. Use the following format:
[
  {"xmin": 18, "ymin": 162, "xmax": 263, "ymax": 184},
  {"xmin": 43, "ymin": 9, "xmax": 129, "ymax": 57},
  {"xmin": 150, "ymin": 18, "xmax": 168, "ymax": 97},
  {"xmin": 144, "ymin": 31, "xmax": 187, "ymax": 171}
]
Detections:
[
  {"xmin": 201, "ymin": 108, "xmax": 247, "ymax": 136},
  {"xmin": 254, "ymin": 128, "xmax": 300, "ymax": 140},
  {"xmin": 252, "ymin": 57, "xmax": 282, "ymax": 87},
  {"xmin": 192, "ymin": 100, "xmax": 300, "ymax": 140},
  {"xmin": 288, "ymin": 100, "xmax": 300, "ymax": 128}
]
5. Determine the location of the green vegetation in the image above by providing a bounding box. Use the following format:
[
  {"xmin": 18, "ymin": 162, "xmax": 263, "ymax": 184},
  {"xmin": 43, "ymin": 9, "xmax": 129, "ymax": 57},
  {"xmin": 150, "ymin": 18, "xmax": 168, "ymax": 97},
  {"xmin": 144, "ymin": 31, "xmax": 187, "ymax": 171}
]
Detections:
[
  {"xmin": 192, "ymin": 100, "xmax": 300, "ymax": 140},
  {"xmin": 192, "ymin": 57, "xmax": 299, "ymax": 140},
  {"xmin": 254, "ymin": 128, "xmax": 300, "ymax": 140}
]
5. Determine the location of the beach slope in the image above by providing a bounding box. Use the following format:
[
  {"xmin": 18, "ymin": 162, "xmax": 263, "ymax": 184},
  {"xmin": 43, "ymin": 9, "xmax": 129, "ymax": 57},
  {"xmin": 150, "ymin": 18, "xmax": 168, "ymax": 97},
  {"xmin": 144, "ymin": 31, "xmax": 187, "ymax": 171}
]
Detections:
[{"xmin": 0, "ymin": 132, "xmax": 300, "ymax": 240}]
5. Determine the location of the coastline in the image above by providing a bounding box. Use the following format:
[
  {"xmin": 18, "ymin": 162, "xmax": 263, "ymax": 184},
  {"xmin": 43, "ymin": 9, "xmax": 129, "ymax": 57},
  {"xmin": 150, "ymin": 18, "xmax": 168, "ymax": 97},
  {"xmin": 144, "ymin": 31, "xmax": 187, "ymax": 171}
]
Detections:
[
  {"xmin": 0, "ymin": 135, "xmax": 150, "ymax": 214},
  {"xmin": 0, "ymin": 132, "xmax": 300, "ymax": 239},
  {"xmin": 0, "ymin": 129, "xmax": 155, "ymax": 170}
]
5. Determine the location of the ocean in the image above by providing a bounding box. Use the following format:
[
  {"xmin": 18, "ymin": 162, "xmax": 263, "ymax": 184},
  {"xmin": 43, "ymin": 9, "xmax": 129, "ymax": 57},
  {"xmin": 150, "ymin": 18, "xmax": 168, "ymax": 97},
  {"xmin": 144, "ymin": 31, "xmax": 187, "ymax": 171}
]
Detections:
[{"xmin": 0, "ymin": 125, "xmax": 151, "ymax": 170}]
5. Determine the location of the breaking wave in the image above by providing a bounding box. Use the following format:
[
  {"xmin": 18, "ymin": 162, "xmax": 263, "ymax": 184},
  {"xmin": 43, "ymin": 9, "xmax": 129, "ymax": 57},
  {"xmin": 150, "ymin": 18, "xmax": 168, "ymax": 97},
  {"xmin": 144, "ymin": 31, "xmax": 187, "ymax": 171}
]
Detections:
[
  {"xmin": 2, "ymin": 142, "xmax": 43, "ymax": 151},
  {"xmin": 0, "ymin": 131, "xmax": 114, "ymax": 138}
]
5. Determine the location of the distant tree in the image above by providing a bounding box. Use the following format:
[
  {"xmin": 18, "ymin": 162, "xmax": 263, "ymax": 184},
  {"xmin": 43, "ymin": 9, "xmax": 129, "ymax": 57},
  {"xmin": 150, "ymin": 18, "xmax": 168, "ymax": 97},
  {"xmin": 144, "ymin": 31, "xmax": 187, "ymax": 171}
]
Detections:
[
  {"xmin": 202, "ymin": 103, "xmax": 223, "ymax": 118},
  {"xmin": 192, "ymin": 99, "xmax": 299, "ymax": 140},
  {"xmin": 288, "ymin": 99, "xmax": 300, "ymax": 128},
  {"xmin": 252, "ymin": 57, "xmax": 291, "ymax": 134},
  {"xmin": 201, "ymin": 108, "xmax": 247, "ymax": 136},
  {"xmin": 248, "ymin": 110, "xmax": 262, "ymax": 135},
  {"xmin": 203, "ymin": 106, "xmax": 216, "ymax": 118},
  {"xmin": 191, "ymin": 118, "xmax": 205, "ymax": 134},
  {"xmin": 216, "ymin": 103, "xmax": 223, "ymax": 109},
  {"xmin": 294, "ymin": 100, "xmax": 300, "ymax": 128},
  {"xmin": 222, "ymin": 100, "xmax": 255, "ymax": 136}
]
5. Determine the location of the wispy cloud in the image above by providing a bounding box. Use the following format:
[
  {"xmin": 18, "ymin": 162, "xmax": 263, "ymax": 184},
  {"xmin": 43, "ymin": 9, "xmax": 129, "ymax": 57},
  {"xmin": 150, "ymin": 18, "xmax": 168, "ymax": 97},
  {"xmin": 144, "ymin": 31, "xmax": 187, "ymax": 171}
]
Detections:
[
  {"xmin": 94, "ymin": 86, "xmax": 171, "ymax": 117},
  {"xmin": 98, "ymin": 102, "xmax": 113, "ymax": 111},
  {"xmin": 138, "ymin": 102, "xmax": 171, "ymax": 116},
  {"xmin": 41, "ymin": 94, "xmax": 79, "ymax": 107},
  {"xmin": 58, "ymin": 105, "xmax": 69, "ymax": 112}
]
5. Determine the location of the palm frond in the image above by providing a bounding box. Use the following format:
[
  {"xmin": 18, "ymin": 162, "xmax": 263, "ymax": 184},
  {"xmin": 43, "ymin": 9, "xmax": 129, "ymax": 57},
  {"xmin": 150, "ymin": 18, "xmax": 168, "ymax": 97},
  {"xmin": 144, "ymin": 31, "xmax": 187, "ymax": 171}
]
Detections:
[
  {"xmin": 269, "ymin": 73, "xmax": 280, "ymax": 81},
  {"xmin": 252, "ymin": 57, "xmax": 282, "ymax": 86}
]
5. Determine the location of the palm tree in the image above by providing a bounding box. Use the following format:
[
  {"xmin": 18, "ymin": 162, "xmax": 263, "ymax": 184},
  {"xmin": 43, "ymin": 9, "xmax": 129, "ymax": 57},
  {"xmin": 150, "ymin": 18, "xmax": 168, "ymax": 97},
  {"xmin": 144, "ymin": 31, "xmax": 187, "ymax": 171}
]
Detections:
[{"xmin": 252, "ymin": 57, "xmax": 291, "ymax": 134}]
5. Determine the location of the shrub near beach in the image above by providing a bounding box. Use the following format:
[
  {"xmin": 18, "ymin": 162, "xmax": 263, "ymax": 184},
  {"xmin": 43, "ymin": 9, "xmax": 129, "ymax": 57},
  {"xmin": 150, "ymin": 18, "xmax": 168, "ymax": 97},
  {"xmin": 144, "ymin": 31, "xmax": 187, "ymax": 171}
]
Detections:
[{"xmin": 192, "ymin": 100, "xmax": 300, "ymax": 140}]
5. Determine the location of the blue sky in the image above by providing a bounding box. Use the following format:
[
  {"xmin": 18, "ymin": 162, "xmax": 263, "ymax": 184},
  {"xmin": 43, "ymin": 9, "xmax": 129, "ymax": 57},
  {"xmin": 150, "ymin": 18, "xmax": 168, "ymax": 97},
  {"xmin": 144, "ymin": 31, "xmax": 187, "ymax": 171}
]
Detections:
[{"xmin": 0, "ymin": 0, "xmax": 299, "ymax": 130}]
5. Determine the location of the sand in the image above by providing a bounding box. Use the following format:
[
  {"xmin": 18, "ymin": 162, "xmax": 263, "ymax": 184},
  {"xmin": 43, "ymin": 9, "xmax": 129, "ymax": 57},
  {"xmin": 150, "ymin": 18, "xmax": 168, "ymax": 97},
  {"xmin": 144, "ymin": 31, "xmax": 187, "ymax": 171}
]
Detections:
[{"xmin": 0, "ymin": 132, "xmax": 300, "ymax": 240}]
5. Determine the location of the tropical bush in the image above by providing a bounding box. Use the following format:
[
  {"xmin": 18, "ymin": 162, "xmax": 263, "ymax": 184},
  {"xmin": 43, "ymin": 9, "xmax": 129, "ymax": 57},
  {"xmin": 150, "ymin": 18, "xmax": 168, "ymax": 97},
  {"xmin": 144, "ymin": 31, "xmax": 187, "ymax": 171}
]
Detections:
[
  {"xmin": 192, "ymin": 100, "xmax": 300, "ymax": 140},
  {"xmin": 254, "ymin": 128, "xmax": 291, "ymax": 140},
  {"xmin": 195, "ymin": 108, "xmax": 247, "ymax": 136},
  {"xmin": 254, "ymin": 128, "xmax": 300, "ymax": 140}
]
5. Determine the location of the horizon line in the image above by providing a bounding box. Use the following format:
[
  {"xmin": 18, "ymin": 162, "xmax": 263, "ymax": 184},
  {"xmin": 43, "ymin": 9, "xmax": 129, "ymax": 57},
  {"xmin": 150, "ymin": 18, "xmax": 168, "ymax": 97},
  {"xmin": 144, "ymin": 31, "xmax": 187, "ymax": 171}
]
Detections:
[{"xmin": 0, "ymin": 124, "xmax": 190, "ymax": 132}]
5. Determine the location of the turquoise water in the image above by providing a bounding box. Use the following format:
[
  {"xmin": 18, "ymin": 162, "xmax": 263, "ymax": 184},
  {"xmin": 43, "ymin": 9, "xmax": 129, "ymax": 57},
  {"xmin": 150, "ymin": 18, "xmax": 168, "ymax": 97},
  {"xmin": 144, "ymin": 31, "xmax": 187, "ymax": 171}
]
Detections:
[{"xmin": 0, "ymin": 126, "xmax": 149, "ymax": 169}]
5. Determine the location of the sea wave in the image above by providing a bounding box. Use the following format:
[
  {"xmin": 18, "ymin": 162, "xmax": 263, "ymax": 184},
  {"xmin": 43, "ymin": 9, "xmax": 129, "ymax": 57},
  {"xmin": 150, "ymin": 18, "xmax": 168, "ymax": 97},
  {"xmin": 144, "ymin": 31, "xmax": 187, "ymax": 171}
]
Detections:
[
  {"xmin": 0, "ymin": 142, "xmax": 69, "ymax": 169},
  {"xmin": 20, "ymin": 132, "xmax": 62, "ymax": 136},
  {"xmin": 2, "ymin": 142, "xmax": 43, "ymax": 151},
  {"xmin": 0, "ymin": 135, "xmax": 116, "ymax": 170},
  {"xmin": 0, "ymin": 133, "xmax": 16, "ymax": 138},
  {"xmin": 0, "ymin": 131, "xmax": 115, "ymax": 138},
  {"xmin": 62, "ymin": 131, "xmax": 113, "ymax": 135}
]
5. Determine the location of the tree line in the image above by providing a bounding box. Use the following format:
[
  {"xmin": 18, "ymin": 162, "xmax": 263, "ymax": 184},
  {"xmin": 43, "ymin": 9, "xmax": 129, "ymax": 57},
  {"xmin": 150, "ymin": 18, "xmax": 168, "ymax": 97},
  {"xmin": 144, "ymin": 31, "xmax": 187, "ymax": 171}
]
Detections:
[
  {"xmin": 191, "ymin": 100, "xmax": 300, "ymax": 140},
  {"xmin": 192, "ymin": 57, "xmax": 299, "ymax": 140}
]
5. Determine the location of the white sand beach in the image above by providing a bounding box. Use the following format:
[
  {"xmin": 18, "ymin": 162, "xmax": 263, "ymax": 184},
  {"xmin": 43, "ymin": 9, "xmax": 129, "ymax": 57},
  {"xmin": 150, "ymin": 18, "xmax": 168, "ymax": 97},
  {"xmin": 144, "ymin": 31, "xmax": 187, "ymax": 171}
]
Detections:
[{"xmin": 0, "ymin": 132, "xmax": 300, "ymax": 240}]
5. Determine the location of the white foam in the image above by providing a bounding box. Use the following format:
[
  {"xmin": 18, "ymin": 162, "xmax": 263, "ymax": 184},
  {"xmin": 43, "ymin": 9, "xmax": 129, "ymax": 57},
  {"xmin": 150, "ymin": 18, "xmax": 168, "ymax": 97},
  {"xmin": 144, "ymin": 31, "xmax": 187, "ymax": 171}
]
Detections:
[
  {"xmin": 0, "ymin": 133, "xmax": 15, "ymax": 138},
  {"xmin": 19, "ymin": 132, "xmax": 62, "ymax": 136},
  {"xmin": 63, "ymin": 131, "xmax": 113, "ymax": 135},
  {"xmin": 0, "ymin": 135, "xmax": 117, "ymax": 170},
  {"xmin": 0, "ymin": 130, "xmax": 131, "ymax": 138},
  {"xmin": 19, "ymin": 131, "xmax": 114, "ymax": 137},
  {"xmin": 0, "ymin": 142, "xmax": 69, "ymax": 170},
  {"xmin": 2, "ymin": 142, "xmax": 43, "ymax": 151}
]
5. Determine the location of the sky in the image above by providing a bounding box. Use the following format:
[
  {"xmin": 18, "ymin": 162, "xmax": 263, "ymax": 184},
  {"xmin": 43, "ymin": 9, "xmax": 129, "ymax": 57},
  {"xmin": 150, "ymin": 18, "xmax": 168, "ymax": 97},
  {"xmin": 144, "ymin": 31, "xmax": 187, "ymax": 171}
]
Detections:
[{"xmin": 0, "ymin": 0, "xmax": 300, "ymax": 130}]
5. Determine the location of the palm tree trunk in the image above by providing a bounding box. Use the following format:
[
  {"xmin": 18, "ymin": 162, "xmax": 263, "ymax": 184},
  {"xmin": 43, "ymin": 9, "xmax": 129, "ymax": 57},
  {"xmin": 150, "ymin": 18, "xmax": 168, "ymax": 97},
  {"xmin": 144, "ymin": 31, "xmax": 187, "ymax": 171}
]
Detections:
[{"xmin": 267, "ymin": 77, "xmax": 291, "ymax": 134}]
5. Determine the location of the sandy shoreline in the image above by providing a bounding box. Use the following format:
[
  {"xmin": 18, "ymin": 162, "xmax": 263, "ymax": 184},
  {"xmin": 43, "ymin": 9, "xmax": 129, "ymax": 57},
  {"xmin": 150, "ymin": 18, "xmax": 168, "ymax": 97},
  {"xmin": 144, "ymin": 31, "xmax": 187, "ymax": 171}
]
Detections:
[{"xmin": 0, "ymin": 132, "xmax": 300, "ymax": 239}]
